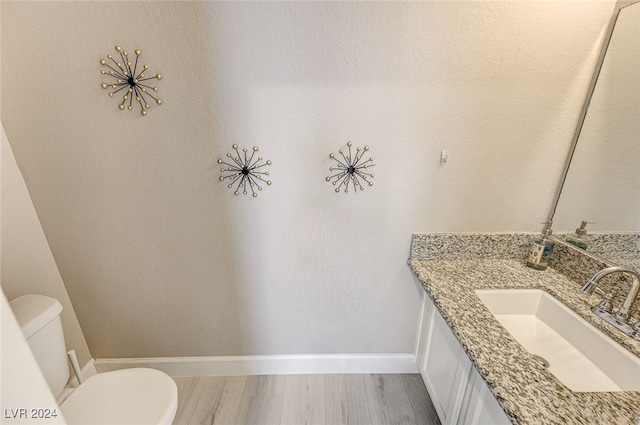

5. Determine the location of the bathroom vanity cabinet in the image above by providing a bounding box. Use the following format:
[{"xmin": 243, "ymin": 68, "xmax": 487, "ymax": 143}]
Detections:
[
  {"xmin": 415, "ymin": 289, "xmax": 511, "ymax": 425},
  {"xmin": 409, "ymin": 234, "xmax": 640, "ymax": 424}
]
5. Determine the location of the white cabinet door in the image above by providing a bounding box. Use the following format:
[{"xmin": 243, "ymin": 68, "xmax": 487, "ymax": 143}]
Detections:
[
  {"xmin": 458, "ymin": 366, "xmax": 511, "ymax": 425},
  {"xmin": 416, "ymin": 293, "xmax": 472, "ymax": 425},
  {"xmin": 415, "ymin": 290, "xmax": 511, "ymax": 425}
]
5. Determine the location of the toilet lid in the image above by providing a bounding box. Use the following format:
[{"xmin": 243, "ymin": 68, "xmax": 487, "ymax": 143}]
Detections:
[{"xmin": 60, "ymin": 368, "xmax": 177, "ymax": 425}]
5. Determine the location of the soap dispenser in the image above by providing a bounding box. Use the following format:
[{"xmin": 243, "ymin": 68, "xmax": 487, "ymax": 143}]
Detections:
[
  {"xmin": 526, "ymin": 222, "xmax": 555, "ymax": 271},
  {"xmin": 566, "ymin": 220, "xmax": 590, "ymax": 250}
]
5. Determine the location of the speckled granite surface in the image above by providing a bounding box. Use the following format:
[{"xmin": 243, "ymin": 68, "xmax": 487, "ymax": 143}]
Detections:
[
  {"xmin": 409, "ymin": 233, "xmax": 640, "ymax": 425},
  {"xmin": 410, "ymin": 233, "xmax": 537, "ymax": 260},
  {"xmin": 555, "ymin": 232, "xmax": 640, "ymax": 261}
]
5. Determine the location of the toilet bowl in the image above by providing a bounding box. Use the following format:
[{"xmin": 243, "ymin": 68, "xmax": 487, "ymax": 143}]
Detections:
[{"xmin": 9, "ymin": 294, "xmax": 178, "ymax": 425}]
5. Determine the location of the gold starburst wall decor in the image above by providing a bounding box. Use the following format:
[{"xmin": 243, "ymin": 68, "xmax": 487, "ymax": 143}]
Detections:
[
  {"xmin": 100, "ymin": 45, "xmax": 162, "ymax": 116},
  {"xmin": 326, "ymin": 142, "xmax": 375, "ymax": 193},
  {"xmin": 218, "ymin": 145, "xmax": 272, "ymax": 197}
]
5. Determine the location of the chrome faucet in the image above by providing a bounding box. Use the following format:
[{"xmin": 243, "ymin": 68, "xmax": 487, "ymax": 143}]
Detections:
[{"xmin": 581, "ymin": 266, "xmax": 640, "ymax": 339}]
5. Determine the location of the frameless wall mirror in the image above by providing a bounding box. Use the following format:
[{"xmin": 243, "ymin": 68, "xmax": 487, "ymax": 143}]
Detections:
[{"xmin": 548, "ymin": 0, "xmax": 640, "ymax": 261}]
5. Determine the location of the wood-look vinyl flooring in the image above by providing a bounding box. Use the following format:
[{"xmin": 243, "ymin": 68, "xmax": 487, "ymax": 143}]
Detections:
[{"xmin": 172, "ymin": 374, "xmax": 441, "ymax": 425}]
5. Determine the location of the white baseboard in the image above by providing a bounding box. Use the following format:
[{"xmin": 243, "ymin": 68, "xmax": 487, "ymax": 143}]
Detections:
[{"xmin": 94, "ymin": 353, "xmax": 418, "ymax": 377}]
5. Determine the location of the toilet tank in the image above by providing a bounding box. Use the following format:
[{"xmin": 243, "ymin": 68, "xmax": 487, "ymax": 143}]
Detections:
[{"xmin": 9, "ymin": 294, "xmax": 70, "ymax": 397}]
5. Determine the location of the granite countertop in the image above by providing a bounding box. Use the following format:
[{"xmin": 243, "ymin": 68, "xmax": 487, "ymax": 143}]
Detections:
[{"xmin": 409, "ymin": 257, "xmax": 640, "ymax": 425}]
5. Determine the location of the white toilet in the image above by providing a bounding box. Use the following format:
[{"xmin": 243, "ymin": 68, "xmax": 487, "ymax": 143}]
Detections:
[{"xmin": 9, "ymin": 294, "xmax": 178, "ymax": 425}]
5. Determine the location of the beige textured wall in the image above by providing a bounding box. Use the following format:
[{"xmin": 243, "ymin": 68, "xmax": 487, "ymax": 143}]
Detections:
[
  {"xmin": 1, "ymin": 123, "xmax": 92, "ymax": 368},
  {"xmin": 1, "ymin": 1, "xmax": 614, "ymax": 358}
]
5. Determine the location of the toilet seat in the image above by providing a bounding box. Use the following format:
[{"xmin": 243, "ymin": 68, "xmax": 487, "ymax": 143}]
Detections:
[{"xmin": 60, "ymin": 368, "xmax": 177, "ymax": 425}]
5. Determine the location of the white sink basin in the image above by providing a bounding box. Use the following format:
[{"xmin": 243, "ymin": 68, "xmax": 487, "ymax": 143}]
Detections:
[{"xmin": 475, "ymin": 289, "xmax": 640, "ymax": 392}]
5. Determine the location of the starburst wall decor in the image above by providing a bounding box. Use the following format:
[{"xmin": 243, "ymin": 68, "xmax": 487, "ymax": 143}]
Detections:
[
  {"xmin": 326, "ymin": 142, "xmax": 375, "ymax": 193},
  {"xmin": 218, "ymin": 145, "xmax": 272, "ymax": 197},
  {"xmin": 100, "ymin": 45, "xmax": 162, "ymax": 116}
]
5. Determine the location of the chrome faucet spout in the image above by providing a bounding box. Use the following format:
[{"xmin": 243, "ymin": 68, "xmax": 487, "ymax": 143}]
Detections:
[
  {"xmin": 580, "ymin": 278, "xmax": 600, "ymax": 295},
  {"xmin": 582, "ymin": 266, "xmax": 640, "ymax": 321}
]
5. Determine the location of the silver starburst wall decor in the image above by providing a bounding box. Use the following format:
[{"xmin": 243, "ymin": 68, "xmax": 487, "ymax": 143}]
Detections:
[
  {"xmin": 218, "ymin": 145, "xmax": 272, "ymax": 197},
  {"xmin": 326, "ymin": 142, "xmax": 375, "ymax": 193},
  {"xmin": 100, "ymin": 45, "xmax": 162, "ymax": 116}
]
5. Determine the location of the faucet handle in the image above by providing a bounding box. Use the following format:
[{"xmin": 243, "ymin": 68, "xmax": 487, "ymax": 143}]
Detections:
[
  {"xmin": 596, "ymin": 292, "xmax": 614, "ymax": 314},
  {"xmin": 632, "ymin": 321, "xmax": 640, "ymax": 341},
  {"xmin": 614, "ymin": 309, "xmax": 630, "ymax": 323}
]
